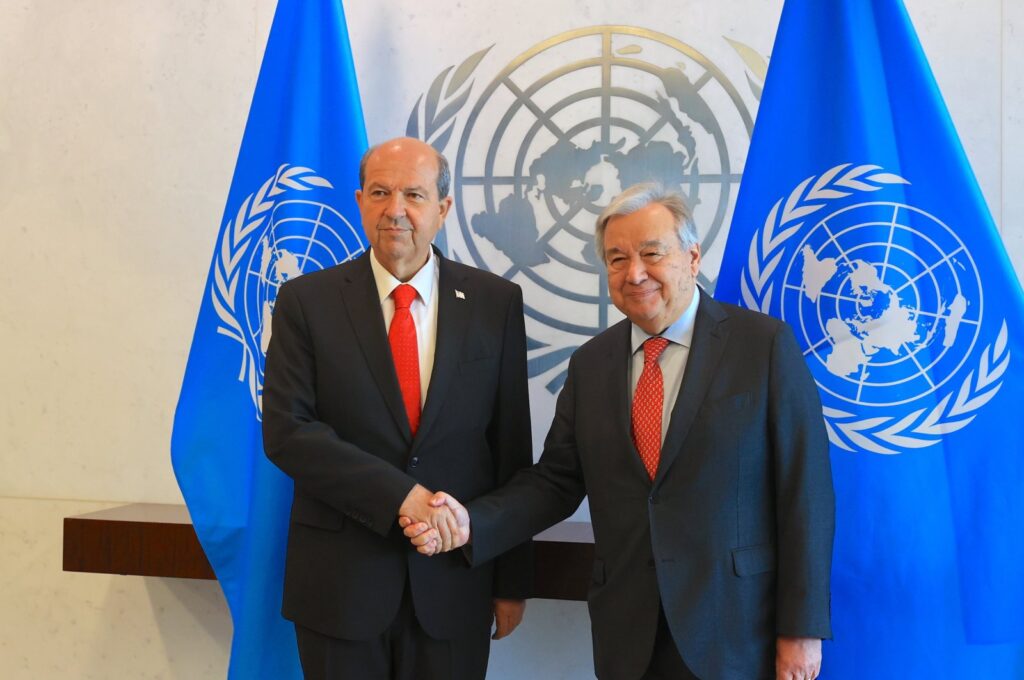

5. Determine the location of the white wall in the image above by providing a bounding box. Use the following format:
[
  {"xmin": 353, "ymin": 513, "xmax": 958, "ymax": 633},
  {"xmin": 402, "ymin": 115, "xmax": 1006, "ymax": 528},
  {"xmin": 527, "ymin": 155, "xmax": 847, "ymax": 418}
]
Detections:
[{"xmin": 0, "ymin": 0, "xmax": 1018, "ymax": 677}]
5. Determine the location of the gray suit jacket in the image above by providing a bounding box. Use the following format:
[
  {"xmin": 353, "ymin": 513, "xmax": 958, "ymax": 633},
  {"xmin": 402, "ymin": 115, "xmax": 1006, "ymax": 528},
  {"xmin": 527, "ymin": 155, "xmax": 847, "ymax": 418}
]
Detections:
[
  {"xmin": 469, "ymin": 290, "xmax": 834, "ymax": 679},
  {"xmin": 262, "ymin": 250, "xmax": 533, "ymax": 641}
]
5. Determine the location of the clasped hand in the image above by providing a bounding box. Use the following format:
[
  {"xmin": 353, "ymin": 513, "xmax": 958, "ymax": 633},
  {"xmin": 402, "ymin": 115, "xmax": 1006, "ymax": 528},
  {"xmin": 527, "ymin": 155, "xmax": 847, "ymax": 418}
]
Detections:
[{"xmin": 397, "ymin": 484, "xmax": 470, "ymax": 555}]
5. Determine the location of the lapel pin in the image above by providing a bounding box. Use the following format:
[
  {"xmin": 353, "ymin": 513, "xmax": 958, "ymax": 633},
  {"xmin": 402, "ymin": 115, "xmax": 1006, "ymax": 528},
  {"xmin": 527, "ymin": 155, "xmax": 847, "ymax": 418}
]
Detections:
[{"xmin": 455, "ymin": 290, "xmax": 466, "ymax": 300}]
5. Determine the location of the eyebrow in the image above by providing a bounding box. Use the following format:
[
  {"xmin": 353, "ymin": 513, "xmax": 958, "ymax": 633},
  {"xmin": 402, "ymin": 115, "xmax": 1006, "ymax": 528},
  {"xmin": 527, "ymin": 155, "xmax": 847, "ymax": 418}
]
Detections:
[
  {"xmin": 366, "ymin": 181, "xmax": 430, "ymax": 193},
  {"xmin": 604, "ymin": 239, "xmax": 670, "ymax": 255},
  {"xmin": 639, "ymin": 240, "xmax": 669, "ymax": 250}
]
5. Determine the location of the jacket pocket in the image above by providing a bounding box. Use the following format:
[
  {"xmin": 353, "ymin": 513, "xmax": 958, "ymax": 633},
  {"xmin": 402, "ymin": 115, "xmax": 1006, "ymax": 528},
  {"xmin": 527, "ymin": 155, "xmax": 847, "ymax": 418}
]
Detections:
[
  {"xmin": 458, "ymin": 354, "xmax": 497, "ymax": 373},
  {"xmin": 290, "ymin": 496, "xmax": 346, "ymax": 531},
  {"xmin": 732, "ymin": 543, "xmax": 775, "ymax": 576},
  {"xmin": 705, "ymin": 391, "xmax": 753, "ymax": 414}
]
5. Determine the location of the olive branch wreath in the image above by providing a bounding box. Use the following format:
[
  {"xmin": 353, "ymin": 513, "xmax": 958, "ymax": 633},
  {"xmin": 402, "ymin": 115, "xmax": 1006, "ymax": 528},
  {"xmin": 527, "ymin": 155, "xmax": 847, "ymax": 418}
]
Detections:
[
  {"xmin": 210, "ymin": 164, "xmax": 333, "ymax": 415},
  {"xmin": 406, "ymin": 45, "xmax": 492, "ymax": 149},
  {"xmin": 739, "ymin": 163, "xmax": 1009, "ymax": 454}
]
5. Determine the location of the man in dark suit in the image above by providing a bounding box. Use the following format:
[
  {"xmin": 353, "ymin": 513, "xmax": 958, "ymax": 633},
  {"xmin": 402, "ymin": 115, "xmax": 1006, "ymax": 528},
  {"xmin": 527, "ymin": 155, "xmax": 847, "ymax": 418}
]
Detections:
[
  {"xmin": 405, "ymin": 183, "xmax": 835, "ymax": 680},
  {"xmin": 262, "ymin": 137, "xmax": 533, "ymax": 680}
]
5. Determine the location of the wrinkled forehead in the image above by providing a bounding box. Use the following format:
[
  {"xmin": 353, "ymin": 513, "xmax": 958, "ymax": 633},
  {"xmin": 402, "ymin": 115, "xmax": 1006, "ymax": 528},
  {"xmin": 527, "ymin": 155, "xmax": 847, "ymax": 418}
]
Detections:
[
  {"xmin": 364, "ymin": 154, "xmax": 438, "ymax": 192},
  {"xmin": 607, "ymin": 237, "xmax": 669, "ymax": 252},
  {"xmin": 368, "ymin": 143, "xmax": 438, "ymax": 173},
  {"xmin": 604, "ymin": 219, "xmax": 680, "ymax": 249}
]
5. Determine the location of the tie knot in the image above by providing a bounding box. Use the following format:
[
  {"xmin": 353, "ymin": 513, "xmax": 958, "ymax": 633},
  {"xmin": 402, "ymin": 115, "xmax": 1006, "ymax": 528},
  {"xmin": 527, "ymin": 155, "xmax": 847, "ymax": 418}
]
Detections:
[
  {"xmin": 393, "ymin": 284, "xmax": 417, "ymax": 310},
  {"xmin": 643, "ymin": 337, "xmax": 669, "ymax": 365}
]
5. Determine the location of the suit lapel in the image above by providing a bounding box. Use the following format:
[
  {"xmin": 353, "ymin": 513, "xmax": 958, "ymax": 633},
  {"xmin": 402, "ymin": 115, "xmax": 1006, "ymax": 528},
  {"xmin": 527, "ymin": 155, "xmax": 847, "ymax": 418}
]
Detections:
[
  {"xmin": 338, "ymin": 253, "xmax": 412, "ymax": 442},
  {"xmin": 654, "ymin": 289, "xmax": 730, "ymax": 487},
  {"xmin": 413, "ymin": 254, "xmax": 469, "ymax": 448}
]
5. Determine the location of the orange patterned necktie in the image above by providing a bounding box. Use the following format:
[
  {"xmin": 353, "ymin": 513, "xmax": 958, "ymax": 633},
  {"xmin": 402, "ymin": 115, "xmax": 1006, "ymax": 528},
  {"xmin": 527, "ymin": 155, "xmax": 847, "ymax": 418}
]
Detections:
[
  {"xmin": 389, "ymin": 284, "xmax": 421, "ymax": 435},
  {"xmin": 631, "ymin": 337, "xmax": 669, "ymax": 480}
]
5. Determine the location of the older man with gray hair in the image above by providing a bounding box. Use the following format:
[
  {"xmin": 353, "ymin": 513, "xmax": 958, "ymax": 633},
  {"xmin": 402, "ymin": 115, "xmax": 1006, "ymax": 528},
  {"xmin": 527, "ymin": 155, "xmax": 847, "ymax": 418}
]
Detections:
[{"xmin": 404, "ymin": 182, "xmax": 835, "ymax": 680}]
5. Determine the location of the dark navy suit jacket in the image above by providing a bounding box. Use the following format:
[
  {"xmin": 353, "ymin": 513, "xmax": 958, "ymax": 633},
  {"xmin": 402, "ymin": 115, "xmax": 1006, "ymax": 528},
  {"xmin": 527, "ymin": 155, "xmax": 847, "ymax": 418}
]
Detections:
[
  {"xmin": 469, "ymin": 290, "xmax": 834, "ymax": 679},
  {"xmin": 263, "ymin": 250, "xmax": 533, "ymax": 641}
]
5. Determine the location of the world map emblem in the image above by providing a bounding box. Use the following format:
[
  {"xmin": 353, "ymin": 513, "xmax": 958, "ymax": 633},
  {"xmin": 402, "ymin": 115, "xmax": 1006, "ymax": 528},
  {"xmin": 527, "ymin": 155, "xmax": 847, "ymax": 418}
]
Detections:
[
  {"xmin": 740, "ymin": 164, "xmax": 1009, "ymax": 454},
  {"xmin": 409, "ymin": 26, "xmax": 762, "ymax": 391},
  {"xmin": 211, "ymin": 165, "xmax": 366, "ymax": 417}
]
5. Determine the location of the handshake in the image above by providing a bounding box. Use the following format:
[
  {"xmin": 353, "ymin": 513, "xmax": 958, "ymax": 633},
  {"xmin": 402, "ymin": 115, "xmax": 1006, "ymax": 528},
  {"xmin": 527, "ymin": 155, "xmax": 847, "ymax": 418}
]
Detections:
[{"xmin": 397, "ymin": 483, "xmax": 471, "ymax": 556}]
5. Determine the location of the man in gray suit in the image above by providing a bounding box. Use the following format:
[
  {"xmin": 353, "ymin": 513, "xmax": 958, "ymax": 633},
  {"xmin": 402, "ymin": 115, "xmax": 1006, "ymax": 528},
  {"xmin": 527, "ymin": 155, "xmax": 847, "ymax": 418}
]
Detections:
[{"xmin": 404, "ymin": 183, "xmax": 835, "ymax": 680}]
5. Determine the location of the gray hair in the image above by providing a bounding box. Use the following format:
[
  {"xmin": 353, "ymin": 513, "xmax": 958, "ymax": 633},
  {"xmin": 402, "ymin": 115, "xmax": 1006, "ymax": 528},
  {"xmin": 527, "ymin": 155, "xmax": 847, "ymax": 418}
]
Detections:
[
  {"xmin": 358, "ymin": 141, "xmax": 451, "ymax": 200},
  {"xmin": 594, "ymin": 183, "xmax": 697, "ymax": 263}
]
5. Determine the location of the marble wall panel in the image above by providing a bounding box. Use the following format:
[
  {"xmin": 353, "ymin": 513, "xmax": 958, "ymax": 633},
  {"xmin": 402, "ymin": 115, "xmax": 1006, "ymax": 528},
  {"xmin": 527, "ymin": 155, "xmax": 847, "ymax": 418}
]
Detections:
[{"xmin": 0, "ymin": 0, "xmax": 1017, "ymax": 677}]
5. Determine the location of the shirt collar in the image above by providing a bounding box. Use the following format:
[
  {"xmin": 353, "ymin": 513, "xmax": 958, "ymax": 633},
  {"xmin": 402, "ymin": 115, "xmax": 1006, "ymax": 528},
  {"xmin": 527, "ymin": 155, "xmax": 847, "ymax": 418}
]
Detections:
[
  {"xmin": 368, "ymin": 247, "xmax": 438, "ymax": 306},
  {"xmin": 630, "ymin": 286, "xmax": 701, "ymax": 355}
]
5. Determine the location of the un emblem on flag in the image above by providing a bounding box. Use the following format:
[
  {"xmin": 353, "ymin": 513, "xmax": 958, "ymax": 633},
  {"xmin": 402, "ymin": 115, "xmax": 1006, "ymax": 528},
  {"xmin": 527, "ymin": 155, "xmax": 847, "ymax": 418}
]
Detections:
[
  {"xmin": 741, "ymin": 164, "xmax": 1009, "ymax": 454},
  {"xmin": 211, "ymin": 165, "xmax": 366, "ymax": 417}
]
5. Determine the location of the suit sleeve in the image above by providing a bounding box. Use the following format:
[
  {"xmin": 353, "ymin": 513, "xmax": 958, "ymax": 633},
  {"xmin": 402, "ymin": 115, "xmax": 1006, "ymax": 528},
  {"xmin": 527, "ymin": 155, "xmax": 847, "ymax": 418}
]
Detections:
[
  {"xmin": 262, "ymin": 281, "xmax": 417, "ymax": 537},
  {"xmin": 487, "ymin": 286, "xmax": 535, "ymax": 599},
  {"xmin": 769, "ymin": 322, "xmax": 836, "ymax": 638},
  {"xmin": 469, "ymin": 351, "xmax": 588, "ymax": 567}
]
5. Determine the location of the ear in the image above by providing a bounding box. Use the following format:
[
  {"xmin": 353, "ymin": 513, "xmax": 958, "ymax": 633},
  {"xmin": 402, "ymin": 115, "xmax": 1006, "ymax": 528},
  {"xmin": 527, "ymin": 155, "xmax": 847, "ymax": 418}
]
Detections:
[
  {"xmin": 689, "ymin": 243, "xmax": 702, "ymax": 276},
  {"xmin": 438, "ymin": 195, "xmax": 453, "ymax": 225}
]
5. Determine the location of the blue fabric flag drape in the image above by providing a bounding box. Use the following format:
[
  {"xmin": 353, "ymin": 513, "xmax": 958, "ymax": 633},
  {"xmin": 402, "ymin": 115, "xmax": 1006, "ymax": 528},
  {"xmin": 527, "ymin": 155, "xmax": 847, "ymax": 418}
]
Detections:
[
  {"xmin": 716, "ymin": 0, "xmax": 1024, "ymax": 676},
  {"xmin": 170, "ymin": 1, "xmax": 367, "ymax": 677}
]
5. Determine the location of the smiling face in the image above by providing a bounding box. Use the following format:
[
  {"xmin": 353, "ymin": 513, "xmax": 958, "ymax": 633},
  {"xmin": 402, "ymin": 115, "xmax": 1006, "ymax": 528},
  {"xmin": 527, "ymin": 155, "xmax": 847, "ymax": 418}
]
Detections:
[
  {"xmin": 603, "ymin": 202, "xmax": 701, "ymax": 335},
  {"xmin": 356, "ymin": 138, "xmax": 452, "ymax": 281}
]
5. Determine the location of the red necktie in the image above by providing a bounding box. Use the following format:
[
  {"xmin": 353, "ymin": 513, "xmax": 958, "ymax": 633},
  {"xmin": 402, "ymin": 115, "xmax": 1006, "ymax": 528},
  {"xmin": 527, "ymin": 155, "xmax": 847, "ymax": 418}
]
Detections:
[
  {"xmin": 632, "ymin": 337, "xmax": 669, "ymax": 480},
  {"xmin": 389, "ymin": 284, "xmax": 421, "ymax": 436}
]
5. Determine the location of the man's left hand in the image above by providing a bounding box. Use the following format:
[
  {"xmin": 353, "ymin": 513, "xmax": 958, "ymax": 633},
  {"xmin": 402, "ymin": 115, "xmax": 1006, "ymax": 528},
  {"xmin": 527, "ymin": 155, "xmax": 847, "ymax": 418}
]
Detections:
[
  {"xmin": 399, "ymin": 492, "xmax": 471, "ymax": 555},
  {"xmin": 776, "ymin": 636, "xmax": 821, "ymax": 680},
  {"xmin": 491, "ymin": 599, "xmax": 526, "ymax": 640}
]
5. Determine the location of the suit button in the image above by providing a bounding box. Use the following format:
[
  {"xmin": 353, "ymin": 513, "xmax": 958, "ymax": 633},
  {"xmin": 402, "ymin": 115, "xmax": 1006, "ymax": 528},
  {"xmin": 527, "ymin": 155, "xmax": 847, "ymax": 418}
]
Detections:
[
  {"xmin": 410, "ymin": 456, "xmax": 420, "ymax": 468},
  {"xmin": 649, "ymin": 494, "xmax": 658, "ymax": 505}
]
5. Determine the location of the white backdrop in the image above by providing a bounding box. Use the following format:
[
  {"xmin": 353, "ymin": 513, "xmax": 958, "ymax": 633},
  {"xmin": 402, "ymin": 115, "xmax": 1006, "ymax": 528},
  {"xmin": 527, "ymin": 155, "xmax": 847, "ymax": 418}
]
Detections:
[{"xmin": 0, "ymin": 1, "xmax": 1020, "ymax": 677}]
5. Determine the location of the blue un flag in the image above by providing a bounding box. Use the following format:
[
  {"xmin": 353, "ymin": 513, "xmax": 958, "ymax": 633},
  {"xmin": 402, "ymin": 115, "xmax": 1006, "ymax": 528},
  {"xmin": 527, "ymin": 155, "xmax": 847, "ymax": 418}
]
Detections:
[
  {"xmin": 716, "ymin": 0, "xmax": 1024, "ymax": 676},
  {"xmin": 170, "ymin": 1, "xmax": 367, "ymax": 677}
]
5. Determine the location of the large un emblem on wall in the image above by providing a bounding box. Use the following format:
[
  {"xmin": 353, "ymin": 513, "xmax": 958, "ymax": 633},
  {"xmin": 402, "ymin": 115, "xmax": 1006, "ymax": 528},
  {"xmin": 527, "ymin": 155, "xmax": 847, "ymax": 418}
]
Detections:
[{"xmin": 410, "ymin": 26, "xmax": 759, "ymax": 391}]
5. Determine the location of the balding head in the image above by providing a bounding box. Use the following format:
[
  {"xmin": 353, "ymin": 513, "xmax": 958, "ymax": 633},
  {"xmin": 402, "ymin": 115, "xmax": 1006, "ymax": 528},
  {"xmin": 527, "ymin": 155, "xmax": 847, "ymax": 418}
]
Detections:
[{"xmin": 359, "ymin": 137, "xmax": 451, "ymax": 200}]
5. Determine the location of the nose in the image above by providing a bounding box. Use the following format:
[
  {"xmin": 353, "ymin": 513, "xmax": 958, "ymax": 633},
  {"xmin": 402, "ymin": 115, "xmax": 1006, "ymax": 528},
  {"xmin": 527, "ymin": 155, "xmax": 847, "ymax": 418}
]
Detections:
[
  {"xmin": 625, "ymin": 256, "xmax": 647, "ymax": 284},
  {"xmin": 383, "ymin": 192, "xmax": 406, "ymax": 220}
]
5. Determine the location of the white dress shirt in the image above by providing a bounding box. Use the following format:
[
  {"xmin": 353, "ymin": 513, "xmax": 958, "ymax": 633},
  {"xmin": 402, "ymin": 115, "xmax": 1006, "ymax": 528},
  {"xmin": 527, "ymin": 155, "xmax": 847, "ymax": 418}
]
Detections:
[
  {"xmin": 628, "ymin": 288, "xmax": 701, "ymax": 445},
  {"xmin": 369, "ymin": 248, "xmax": 440, "ymax": 407}
]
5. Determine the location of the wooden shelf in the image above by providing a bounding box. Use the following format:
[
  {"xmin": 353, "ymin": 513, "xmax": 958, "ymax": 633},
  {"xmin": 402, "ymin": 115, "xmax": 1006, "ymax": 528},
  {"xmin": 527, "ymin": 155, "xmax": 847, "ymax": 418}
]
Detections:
[
  {"xmin": 62, "ymin": 504, "xmax": 216, "ymax": 580},
  {"xmin": 63, "ymin": 504, "xmax": 594, "ymax": 601}
]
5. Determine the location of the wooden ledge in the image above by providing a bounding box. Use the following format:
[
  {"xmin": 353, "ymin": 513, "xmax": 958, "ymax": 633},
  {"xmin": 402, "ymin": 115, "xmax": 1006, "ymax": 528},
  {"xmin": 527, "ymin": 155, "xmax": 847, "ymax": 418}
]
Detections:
[
  {"xmin": 62, "ymin": 504, "xmax": 216, "ymax": 580},
  {"xmin": 63, "ymin": 504, "xmax": 595, "ymax": 601}
]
